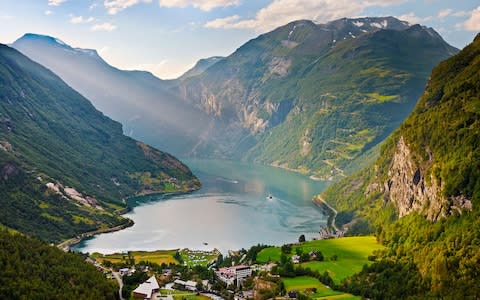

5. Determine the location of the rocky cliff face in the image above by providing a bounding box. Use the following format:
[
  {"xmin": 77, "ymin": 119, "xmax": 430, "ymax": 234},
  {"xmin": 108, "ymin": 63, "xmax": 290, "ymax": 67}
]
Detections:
[
  {"xmin": 173, "ymin": 17, "xmax": 458, "ymax": 176},
  {"xmin": 377, "ymin": 136, "xmax": 472, "ymax": 220}
]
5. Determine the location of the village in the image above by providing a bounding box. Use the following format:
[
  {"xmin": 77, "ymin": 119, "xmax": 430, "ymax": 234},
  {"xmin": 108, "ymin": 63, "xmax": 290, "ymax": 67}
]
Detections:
[{"xmin": 81, "ymin": 234, "xmax": 382, "ymax": 300}]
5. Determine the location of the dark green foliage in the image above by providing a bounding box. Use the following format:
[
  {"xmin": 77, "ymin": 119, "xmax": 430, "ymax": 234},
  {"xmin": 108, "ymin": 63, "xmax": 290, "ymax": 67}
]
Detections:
[
  {"xmin": 0, "ymin": 230, "xmax": 116, "ymax": 299},
  {"xmin": 322, "ymin": 34, "xmax": 480, "ymax": 298},
  {"xmin": 0, "ymin": 44, "xmax": 199, "ymax": 242},
  {"xmin": 122, "ymin": 271, "xmax": 149, "ymax": 298},
  {"xmin": 298, "ymin": 234, "xmax": 306, "ymax": 243}
]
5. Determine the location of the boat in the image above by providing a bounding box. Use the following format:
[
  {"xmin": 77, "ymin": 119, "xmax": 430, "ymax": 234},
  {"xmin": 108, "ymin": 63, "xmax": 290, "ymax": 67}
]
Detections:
[{"xmin": 267, "ymin": 194, "xmax": 273, "ymax": 200}]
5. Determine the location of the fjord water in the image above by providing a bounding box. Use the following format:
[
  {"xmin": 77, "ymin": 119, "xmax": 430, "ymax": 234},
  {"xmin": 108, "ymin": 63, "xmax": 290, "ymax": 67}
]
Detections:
[{"xmin": 73, "ymin": 160, "xmax": 328, "ymax": 254}]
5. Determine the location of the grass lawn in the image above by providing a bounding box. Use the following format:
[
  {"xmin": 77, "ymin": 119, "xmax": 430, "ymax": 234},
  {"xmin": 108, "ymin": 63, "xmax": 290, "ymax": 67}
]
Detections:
[
  {"xmin": 257, "ymin": 236, "xmax": 384, "ymax": 283},
  {"xmin": 282, "ymin": 276, "xmax": 359, "ymax": 299},
  {"xmin": 257, "ymin": 246, "xmax": 282, "ymax": 263},
  {"xmin": 91, "ymin": 249, "xmax": 179, "ymax": 265},
  {"xmin": 159, "ymin": 289, "xmax": 209, "ymax": 300}
]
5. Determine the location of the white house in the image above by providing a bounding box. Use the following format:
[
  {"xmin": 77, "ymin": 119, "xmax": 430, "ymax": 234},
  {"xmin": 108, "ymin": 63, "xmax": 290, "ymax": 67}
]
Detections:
[{"xmin": 133, "ymin": 275, "xmax": 160, "ymax": 300}]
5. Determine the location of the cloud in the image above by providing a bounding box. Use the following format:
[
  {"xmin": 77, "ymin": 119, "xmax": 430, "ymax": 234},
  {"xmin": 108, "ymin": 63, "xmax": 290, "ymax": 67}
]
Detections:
[
  {"xmin": 453, "ymin": 11, "xmax": 469, "ymax": 17},
  {"xmin": 437, "ymin": 8, "xmax": 452, "ymax": 19},
  {"xmin": 159, "ymin": 0, "xmax": 239, "ymax": 11},
  {"xmin": 398, "ymin": 12, "xmax": 432, "ymax": 25},
  {"xmin": 90, "ymin": 3, "xmax": 98, "ymax": 10},
  {"xmin": 104, "ymin": 0, "xmax": 152, "ymax": 15},
  {"xmin": 45, "ymin": 10, "xmax": 53, "ymax": 15},
  {"xmin": 70, "ymin": 15, "xmax": 95, "ymax": 24},
  {"xmin": 203, "ymin": 0, "xmax": 405, "ymax": 32},
  {"xmin": 205, "ymin": 15, "xmax": 242, "ymax": 29},
  {"xmin": 48, "ymin": 0, "xmax": 66, "ymax": 6},
  {"xmin": 91, "ymin": 22, "xmax": 117, "ymax": 31},
  {"xmin": 458, "ymin": 6, "xmax": 480, "ymax": 31}
]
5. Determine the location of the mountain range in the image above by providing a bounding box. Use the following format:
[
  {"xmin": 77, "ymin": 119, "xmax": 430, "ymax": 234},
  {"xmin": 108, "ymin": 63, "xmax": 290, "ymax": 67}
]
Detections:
[
  {"xmin": 13, "ymin": 17, "xmax": 458, "ymax": 179},
  {"xmin": 12, "ymin": 33, "xmax": 214, "ymax": 156},
  {"xmin": 0, "ymin": 43, "xmax": 199, "ymax": 243}
]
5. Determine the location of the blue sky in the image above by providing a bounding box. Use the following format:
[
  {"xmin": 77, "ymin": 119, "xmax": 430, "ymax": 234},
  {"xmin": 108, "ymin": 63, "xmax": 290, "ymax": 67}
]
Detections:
[{"xmin": 1, "ymin": 0, "xmax": 479, "ymax": 79}]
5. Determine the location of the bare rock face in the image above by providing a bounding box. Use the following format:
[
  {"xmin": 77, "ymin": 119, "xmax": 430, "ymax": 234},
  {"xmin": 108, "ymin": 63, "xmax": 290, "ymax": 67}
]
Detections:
[{"xmin": 383, "ymin": 136, "xmax": 472, "ymax": 220}]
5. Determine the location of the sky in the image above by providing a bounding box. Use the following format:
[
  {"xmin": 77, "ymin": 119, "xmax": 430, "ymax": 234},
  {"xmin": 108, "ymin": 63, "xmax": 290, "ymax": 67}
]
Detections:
[{"xmin": 0, "ymin": 0, "xmax": 479, "ymax": 79}]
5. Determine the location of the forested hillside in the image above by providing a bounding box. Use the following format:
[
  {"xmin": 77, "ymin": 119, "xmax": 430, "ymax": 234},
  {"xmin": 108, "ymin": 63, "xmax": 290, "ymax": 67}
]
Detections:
[
  {"xmin": 321, "ymin": 33, "xmax": 480, "ymax": 299},
  {"xmin": 0, "ymin": 44, "xmax": 200, "ymax": 242},
  {"xmin": 175, "ymin": 17, "xmax": 457, "ymax": 179},
  {"xmin": 0, "ymin": 230, "xmax": 116, "ymax": 299}
]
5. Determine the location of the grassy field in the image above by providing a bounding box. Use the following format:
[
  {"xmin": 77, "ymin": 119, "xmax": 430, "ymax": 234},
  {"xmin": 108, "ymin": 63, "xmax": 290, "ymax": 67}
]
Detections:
[
  {"xmin": 282, "ymin": 276, "xmax": 359, "ymax": 299},
  {"xmin": 180, "ymin": 249, "xmax": 219, "ymax": 267},
  {"xmin": 92, "ymin": 249, "xmax": 179, "ymax": 265},
  {"xmin": 257, "ymin": 236, "xmax": 384, "ymax": 283},
  {"xmin": 160, "ymin": 289, "xmax": 209, "ymax": 300}
]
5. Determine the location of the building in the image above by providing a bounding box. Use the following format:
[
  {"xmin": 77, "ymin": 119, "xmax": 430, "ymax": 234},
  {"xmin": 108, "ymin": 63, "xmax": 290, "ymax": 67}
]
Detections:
[
  {"xmin": 215, "ymin": 265, "xmax": 252, "ymax": 286},
  {"xmin": 173, "ymin": 279, "xmax": 198, "ymax": 291},
  {"xmin": 133, "ymin": 275, "xmax": 160, "ymax": 300}
]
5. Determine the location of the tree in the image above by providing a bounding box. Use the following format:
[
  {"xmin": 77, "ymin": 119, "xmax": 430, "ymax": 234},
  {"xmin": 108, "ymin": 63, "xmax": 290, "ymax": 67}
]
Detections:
[{"xmin": 299, "ymin": 234, "xmax": 306, "ymax": 243}]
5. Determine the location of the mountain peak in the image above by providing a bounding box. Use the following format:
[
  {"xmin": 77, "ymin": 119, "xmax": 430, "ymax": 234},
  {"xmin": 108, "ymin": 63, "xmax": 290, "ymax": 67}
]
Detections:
[{"xmin": 17, "ymin": 33, "xmax": 70, "ymax": 48}]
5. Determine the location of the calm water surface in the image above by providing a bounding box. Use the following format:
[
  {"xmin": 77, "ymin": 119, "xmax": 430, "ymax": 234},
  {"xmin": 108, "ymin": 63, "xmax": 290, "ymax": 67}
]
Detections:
[{"xmin": 73, "ymin": 160, "xmax": 329, "ymax": 254}]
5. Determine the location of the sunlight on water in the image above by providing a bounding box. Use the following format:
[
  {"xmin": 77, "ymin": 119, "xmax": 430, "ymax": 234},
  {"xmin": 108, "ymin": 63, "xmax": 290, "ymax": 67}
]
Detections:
[{"xmin": 73, "ymin": 160, "xmax": 329, "ymax": 254}]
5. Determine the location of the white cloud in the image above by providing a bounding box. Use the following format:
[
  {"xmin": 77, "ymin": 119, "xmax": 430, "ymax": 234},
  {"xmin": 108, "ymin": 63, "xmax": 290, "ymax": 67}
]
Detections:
[
  {"xmin": 203, "ymin": 0, "xmax": 405, "ymax": 32},
  {"xmin": 398, "ymin": 12, "xmax": 432, "ymax": 25},
  {"xmin": 48, "ymin": 0, "xmax": 66, "ymax": 6},
  {"xmin": 70, "ymin": 15, "xmax": 95, "ymax": 24},
  {"xmin": 453, "ymin": 11, "xmax": 469, "ymax": 17},
  {"xmin": 437, "ymin": 8, "xmax": 452, "ymax": 19},
  {"xmin": 90, "ymin": 3, "xmax": 98, "ymax": 10},
  {"xmin": 45, "ymin": 10, "xmax": 53, "ymax": 15},
  {"xmin": 458, "ymin": 6, "xmax": 480, "ymax": 31},
  {"xmin": 205, "ymin": 15, "xmax": 242, "ymax": 29},
  {"xmin": 0, "ymin": 15, "xmax": 14, "ymax": 21},
  {"xmin": 91, "ymin": 22, "xmax": 117, "ymax": 31},
  {"xmin": 159, "ymin": 0, "xmax": 239, "ymax": 11},
  {"xmin": 104, "ymin": 0, "xmax": 152, "ymax": 15}
]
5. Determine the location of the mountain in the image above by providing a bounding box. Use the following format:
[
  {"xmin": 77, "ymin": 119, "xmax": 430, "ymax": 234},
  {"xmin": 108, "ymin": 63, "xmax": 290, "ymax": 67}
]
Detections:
[
  {"xmin": 0, "ymin": 43, "xmax": 200, "ymax": 243},
  {"xmin": 321, "ymin": 34, "xmax": 480, "ymax": 299},
  {"xmin": 12, "ymin": 34, "xmax": 213, "ymax": 156},
  {"xmin": 0, "ymin": 230, "xmax": 116, "ymax": 299},
  {"xmin": 173, "ymin": 17, "xmax": 458, "ymax": 178},
  {"xmin": 178, "ymin": 56, "xmax": 224, "ymax": 80}
]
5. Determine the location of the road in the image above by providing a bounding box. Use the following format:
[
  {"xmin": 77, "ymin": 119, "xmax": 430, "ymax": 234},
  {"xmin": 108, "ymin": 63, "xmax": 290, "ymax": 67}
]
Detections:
[{"xmin": 112, "ymin": 271, "xmax": 124, "ymax": 300}]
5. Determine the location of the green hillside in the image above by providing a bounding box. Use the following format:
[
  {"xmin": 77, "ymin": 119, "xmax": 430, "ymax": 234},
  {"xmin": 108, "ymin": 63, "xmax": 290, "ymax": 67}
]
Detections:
[
  {"xmin": 0, "ymin": 230, "xmax": 116, "ymax": 299},
  {"xmin": 321, "ymin": 34, "xmax": 480, "ymax": 299},
  {"xmin": 0, "ymin": 44, "xmax": 200, "ymax": 243},
  {"xmin": 175, "ymin": 17, "xmax": 457, "ymax": 179}
]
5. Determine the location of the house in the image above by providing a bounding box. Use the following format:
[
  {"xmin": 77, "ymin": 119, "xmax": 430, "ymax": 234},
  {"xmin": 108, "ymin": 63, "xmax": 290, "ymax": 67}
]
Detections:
[
  {"xmin": 215, "ymin": 265, "xmax": 252, "ymax": 286},
  {"xmin": 119, "ymin": 267, "xmax": 133, "ymax": 276},
  {"xmin": 133, "ymin": 275, "xmax": 160, "ymax": 300},
  {"xmin": 173, "ymin": 279, "xmax": 197, "ymax": 291},
  {"xmin": 291, "ymin": 255, "xmax": 300, "ymax": 264}
]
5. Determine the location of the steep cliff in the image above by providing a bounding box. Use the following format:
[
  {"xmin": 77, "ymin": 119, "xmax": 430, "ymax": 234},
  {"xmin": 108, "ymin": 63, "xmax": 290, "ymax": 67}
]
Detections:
[{"xmin": 321, "ymin": 34, "xmax": 480, "ymax": 299}]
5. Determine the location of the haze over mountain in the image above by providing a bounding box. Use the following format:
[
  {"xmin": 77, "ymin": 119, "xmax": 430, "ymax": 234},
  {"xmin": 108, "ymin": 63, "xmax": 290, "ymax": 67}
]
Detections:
[
  {"xmin": 12, "ymin": 34, "xmax": 215, "ymax": 156},
  {"xmin": 0, "ymin": 43, "xmax": 199, "ymax": 243},
  {"xmin": 174, "ymin": 16, "xmax": 458, "ymax": 178},
  {"xmin": 13, "ymin": 17, "xmax": 458, "ymax": 180},
  {"xmin": 321, "ymin": 33, "xmax": 480, "ymax": 298}
]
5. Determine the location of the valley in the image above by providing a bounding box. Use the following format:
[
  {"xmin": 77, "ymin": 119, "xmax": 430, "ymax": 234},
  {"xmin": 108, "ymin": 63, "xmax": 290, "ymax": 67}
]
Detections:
[{"xmin": 0, "ymin": 2, "xmax": 478, "ymax": 299}]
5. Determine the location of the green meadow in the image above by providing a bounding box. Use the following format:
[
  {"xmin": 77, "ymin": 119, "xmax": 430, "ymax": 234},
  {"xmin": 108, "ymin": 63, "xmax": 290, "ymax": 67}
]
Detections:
[
  {"xmin": 258, "ymin": 236, "xmax": 384, "ymax": 283},
  {"xmin": 282, "ymin": 276, "xmax": 360, "ymax": 299}
]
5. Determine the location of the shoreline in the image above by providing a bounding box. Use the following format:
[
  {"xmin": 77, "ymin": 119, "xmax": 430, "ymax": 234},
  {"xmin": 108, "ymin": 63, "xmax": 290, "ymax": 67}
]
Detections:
[
  {"xmin": 312, "ymin": 195, "xmax": 339, "ymax": 232},
  {"xmin": 58, "ymin": 186, "xmax": 201, "ymax": 252},
  {"xmin": 57, "ymin": 218, "xmax": 134, "ymax": 251}
]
